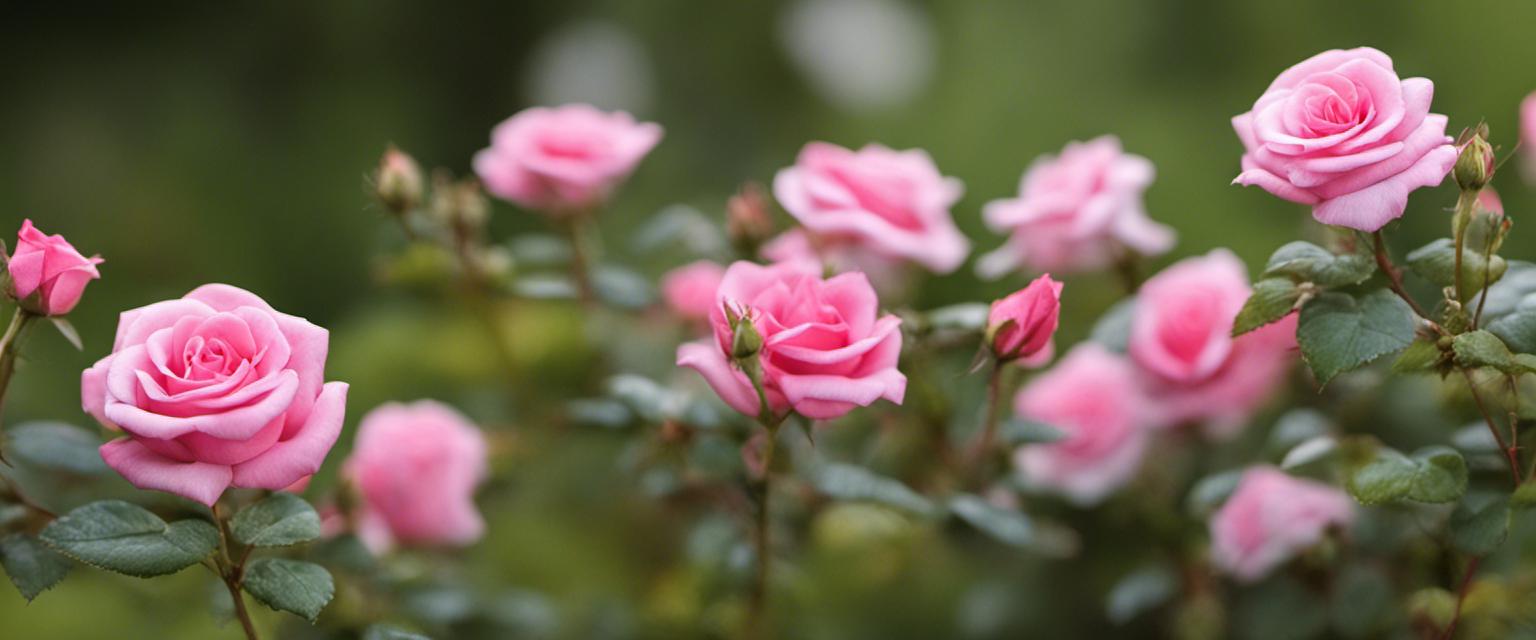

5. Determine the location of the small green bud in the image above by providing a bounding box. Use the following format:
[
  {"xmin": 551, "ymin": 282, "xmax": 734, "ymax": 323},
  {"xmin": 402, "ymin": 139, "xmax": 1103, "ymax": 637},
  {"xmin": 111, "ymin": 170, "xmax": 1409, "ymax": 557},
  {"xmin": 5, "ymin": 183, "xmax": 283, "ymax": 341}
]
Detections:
[
  {"xmin": 730, "ymin": 315, "xmax": 763, "ymax": 360},
  {"xmin": 1454, "ymin": 134, "xmax": 1494, "ymax": 191},
  {"xmin": 375, "ymin": 146, "xmax": 423, "ymax": 213}
]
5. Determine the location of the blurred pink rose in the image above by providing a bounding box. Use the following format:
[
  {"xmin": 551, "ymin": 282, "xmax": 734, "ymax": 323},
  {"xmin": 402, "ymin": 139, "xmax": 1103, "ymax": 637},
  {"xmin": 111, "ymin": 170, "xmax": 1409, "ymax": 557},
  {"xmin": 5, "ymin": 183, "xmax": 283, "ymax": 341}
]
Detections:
[
  {"xmin": 1478, "ymin": 188, "xmax": 1503, "ymax": 216},
  {"xmin": 1210, "ymin": 467, "xmax": 1354, "ymax": 582},
  {"xmin": 1012, "ymin": 344, "xmax": 1150, "ymax": 505},
  {"xmin": 1130, "ymin": 250, "xmax": 1297, "ymax": 434},
  {"xmin": 7, "ymin": 219, "xmax": 102, "ymax": 316},
  {"xmin": 773, "ymin": 142, "xmax": 969, "ymax": 274},
  {"xmin": 676, "ymin": 260, "xmax": 905, "ymax": 420},
  {"xmin": 1523, "ymin": 92, "xmax": 1536, "ymax": 183},
  {"xmin": 661, "ymin": 260, "xmax": 725, "ymax": 322},
  {"xmin": 83, "ymin": 285, "xmax": 348, "ymax": 506},
  {"xmin": 473, "ymin": 104, "xmax": 663, "ymax": 212},
  {"xmin": 987, "ymin": 274, "xmax": 1063, "ymax": 366},
  {"xmin": 343, "ymin": 401, "xmax": 488, "ymax": 552},
  {"xmin": 1232, "ymin": 47, "xmax": 1457, "ymax": 231},
  {"xmin": 982, "ymin": 136, "xmax": 1174, "ymax": 275}
]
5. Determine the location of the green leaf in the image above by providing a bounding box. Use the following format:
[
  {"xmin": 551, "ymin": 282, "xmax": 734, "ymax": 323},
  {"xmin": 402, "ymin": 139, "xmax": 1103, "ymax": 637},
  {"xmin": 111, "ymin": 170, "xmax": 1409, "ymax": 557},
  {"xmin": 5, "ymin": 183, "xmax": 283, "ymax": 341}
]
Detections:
[
  {"xmin": 1233, "ymin": 278, "xmax": 1301, "ymax": 337},
  {"xmin": 1487, "ymin": 311, "xmax": 1536, "ymax": 355},
  {"xmin": 1262, "ymin": 240, "xmax": 1375, "ymax": 286},
  {"xmin": 6, "ymin": 421, "xmax": 109, "ymax": 475},
  {"xmin": 1089, "ymin": 298, "xmax": 1136, "ymax": 354},
  {"xmin": 923, "ymin": 303, "xmax": 990, "ymax": 333},
  {"xmin": 364, "ymin": 625, "xmax": 432, "ymax": 640},
  {"xmin": 49, "ymin": 317, "xmax": 83, "ymax": 350},
  {"xmin": 1329, "ymin": 565, "xmax": 1392, "ymax": 638},
  {"xmin": 40, "ymin": 501, "xmax": 218, "ymax": 577},
  {"xmin": 1449, "ymin": 494, "xmax": 1510, "ymax": 556},
  {"xmin": 1346, "ymin": 446, "xmax": 1467, "ymax": 505},
  {"xmin": 1391, "ymin": 338, "xmax": 1445, "ymax": 374},
  {"xmin": 1296, "ymin": 290, "xmax": 1417, "ymax": 385},
  {"xmin": 1512, "ymin": 482, "xmax": 1536, "ymax": 510},
  {"xmin": 814, "ymin": 463, "xmax": 938, "ymax": 517},
  {"xmin": 1185, "ymin": 469, "xmax": 1243, "ymax": 517},
  {"xmin": 1000, "ymin": 418, "xmax": 1067, "ymax": 445},
  {"xmin": 241, "ymin": 558, "xmax": 334, "ymax": 622},
  {"xmin": 1405, "ymin": 238, "xmax": 1507, "ymax": 301},
  {"xmin": 948, "ymin": 494, "xmax": 1077, "ymax": 557},
  {"xmin": 230, "ymin": 493, "xmax": 321, "ymax": 548},
  {"xmin": 1451, "ymin": 330, "xmax": 1527, "ymax": 374},
  {"xmin": 1280, "ymin": 436, "xmax": 1338, "ymax": 472},
  {"xmin": 0, "ymin": 533, "xmax": 72, "ymax": 601},
  {"xmin": 1106, "ymin": 564, "xmax": 1178, "ymax": 625}
]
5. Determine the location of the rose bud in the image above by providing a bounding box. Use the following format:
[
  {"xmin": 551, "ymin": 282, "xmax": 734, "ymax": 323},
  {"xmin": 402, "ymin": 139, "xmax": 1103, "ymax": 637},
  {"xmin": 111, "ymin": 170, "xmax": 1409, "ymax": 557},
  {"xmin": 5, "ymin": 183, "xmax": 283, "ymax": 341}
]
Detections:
[
  {"xmin": 83, "ymin": 285, "xmax": 348, "ymax": 506},
  {"xmin": 726, "ymin": 182, "xmax": 775, "ymax": 255},
  {"xmin": 986, "ymin": 274, "xmax": 1063, "ymax": 366},
  {"xmin": 342, "ymin": 401, "xmax": 488, "ymax": 552},
  {"xmin": 375, "ymin": 145, "xmax": 424, "ymax": 213},
  {"xmin": 473, "ymin": 104, "xmax": 663, "ymax": 214},
  {"xmin": 1209, "ymin": 467, "xmax": 1354, "ymax": 582},
  {"xmin": 7, "ymin": 219, "xmax": 103, "ymax": 316},
  {"xmin": 1454, "ymin": 131, "xmax": 1494, "ymax": 192},
  {"xmin": 1232, "ymin": 47, "xmax": 1457, "ymax": 231}
]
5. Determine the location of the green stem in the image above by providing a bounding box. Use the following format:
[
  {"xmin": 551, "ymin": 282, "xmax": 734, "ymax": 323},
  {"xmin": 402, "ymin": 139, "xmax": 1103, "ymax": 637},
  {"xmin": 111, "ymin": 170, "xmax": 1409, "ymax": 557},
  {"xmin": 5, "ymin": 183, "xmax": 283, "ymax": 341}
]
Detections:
[
  {"xmin": 0, "ymin": 307, "xmax": 38, "ymax": 462},
  {"xmin": 1461, "ymin": 368, "xmax": 1521, "ymax": 487},
  {"xmin": 739, "ymin": 355, "xmax": 784, "ymax": 640},
  {"xmin": 964, "ymin": 361, "xmax": 1006, "ymax": 475},
  {"xmin": 560, "ymin": 212, "xmax": 598, "ymax": 306},
  {"xmin": 1371, "ymin": 231, "xmax": 1429, "ymax": 319},
  {"xmin": 1472, "ymin": 209, "xmax": 1499, "ymax": 328},
  {"xmin": 1452, "ymin": 190, "xmax": 1475, "ymax": 305},
  {"xmin": 211, "ymin": 504, "xmax": 260, "ymax": 640},
  {"xmin": 1442, "ymin": 556, "xmax": 1481, "ymax": 640}
]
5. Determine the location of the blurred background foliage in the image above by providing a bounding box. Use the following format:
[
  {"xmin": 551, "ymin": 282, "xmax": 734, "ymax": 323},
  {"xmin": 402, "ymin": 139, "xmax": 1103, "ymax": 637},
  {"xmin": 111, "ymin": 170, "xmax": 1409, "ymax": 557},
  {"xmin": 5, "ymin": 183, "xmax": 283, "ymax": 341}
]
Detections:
[{"xmin": 3, "ymin": 1, "xmax": 1536, "ymax": 638}]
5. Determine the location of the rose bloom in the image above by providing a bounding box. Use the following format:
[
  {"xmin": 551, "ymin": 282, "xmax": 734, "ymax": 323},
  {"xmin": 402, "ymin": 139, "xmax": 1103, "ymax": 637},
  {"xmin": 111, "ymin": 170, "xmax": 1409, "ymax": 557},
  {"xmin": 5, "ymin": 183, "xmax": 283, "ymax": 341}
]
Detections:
[
  {"xmin": 1129, "ymin": 250, "xmax": 1297, "ymax": 435},
  {"xmin": 1232, "ymin": 47, "xmax": 1458, "ymax": 231},
  {"xmin": 1210, "ymin": 467, "xmax": 1354, "ymax": 582},
  {"xmin": 987, "ymin": 274, "xmax": 1063, "ymax": 366},
  {"xmin": 981, "ymin": 136, "xmax": 1174, "ymax": 275},
  {"xmin": 1012, "ymin": 344, "xmax": 1150, "ymax": 505},
  {"xmin": 676, "ymin": 260, "xmax": 905, "ymax": 420},
  {"xmin": 7, "ymin": 219, "xmax": 103, "ymax": 316},
  {"xmin": 343, "ymin": 401, "xmax": 488, "ymax": 552},
  {"xmin": 82, "ymin": 285, "xmax": 348, "ymax": 506},
  {"xmin": 661, "ymin": 260, "xmax": 725, "ymax": 322},
  {"xmin": 473, "ymin": 103, "xmax": 663, "ymax": 212},
  {"xmin": 772, "ymin": 141, "xmax": 970, "ymax": 274}
]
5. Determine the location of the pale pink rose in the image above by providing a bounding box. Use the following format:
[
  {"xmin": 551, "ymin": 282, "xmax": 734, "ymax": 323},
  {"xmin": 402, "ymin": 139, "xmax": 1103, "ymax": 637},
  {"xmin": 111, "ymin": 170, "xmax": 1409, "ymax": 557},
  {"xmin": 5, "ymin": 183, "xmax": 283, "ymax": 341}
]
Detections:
[
  {"xmin": 1210, "ymin": 467, "xmax": 1354, "ymax": 582},
  {"xmin": 1524, "ymin": 92, "xmax": 1536, "ymax": 183},
  {"xmin": 987, "ymin": 274, "xmax": 1062, "ymax": 366},
  {"xmin": 676, "ymin": 260, "xmax": 905, "ymax": 420},
  {"xmin": 1232, "ymin": 47, "xmax": 1458, "ymax": 231},
  {"xmin": 1130, "ymin": 250, "xmax": 1297, "ymax": 434},
  {"xmin": 772, "ymin": 142, "xmax": 969, "ymax": 274},
  {"xmin": 82, "ymin": 285, "xmax": 348, "ymax": 506},
  {"xmin": 473, "ymin": 104, "xmax": 663, "ymax": 212},
  {"xmin": 7, "ymin": 219, "xmax": 103, "ymax": 316},
  {"xmin": 343, "ymin": 401, "xmax": 488, "ymax": 552},
  {"xmin": 981, "ymin": 136, "xmax": 1174, "ymax": 275},
  {"xmin": 661, "ymin": 260, "xmax": 725, "ymax": 321},
  {"xmin": 1012, "ymin": 345, "xmax": 1150, "ymax": 505}
]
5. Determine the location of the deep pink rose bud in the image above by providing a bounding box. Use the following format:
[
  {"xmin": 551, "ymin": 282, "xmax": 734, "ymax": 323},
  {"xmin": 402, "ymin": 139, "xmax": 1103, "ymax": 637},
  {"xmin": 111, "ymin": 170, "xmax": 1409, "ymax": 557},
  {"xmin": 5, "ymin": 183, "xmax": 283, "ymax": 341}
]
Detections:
[
  {"xmin": 83, "ymin": 284, "xmax": 349, "ymax": 506},
  {"xmin": 473, "ymin": 104, "xmax": 663, "ymax": 213},
  {"xmin": 7, "ymin": 219, "xmax": 103, "ymax": 316},
  {"xmin": 1210, "ymin": 467, "xmax": 1354, "ymax": 582},
  {"xmin": 986, "ymin": 274, "xmax": 1063, "ymax": 366},
  {"xmin": 343, "ymin": 401, "xmax": 488, "ymax": 552},
  {"xmin": 1232, "ymin": 47, "xmax": 1458, "ymax": 231},
  {"xmin": 661, "ymin": 260, "xmax": 726, "ymax": 322},
  {"xmin": 676, "ymin": 261, "xmax": 906, "ymax": 420}
]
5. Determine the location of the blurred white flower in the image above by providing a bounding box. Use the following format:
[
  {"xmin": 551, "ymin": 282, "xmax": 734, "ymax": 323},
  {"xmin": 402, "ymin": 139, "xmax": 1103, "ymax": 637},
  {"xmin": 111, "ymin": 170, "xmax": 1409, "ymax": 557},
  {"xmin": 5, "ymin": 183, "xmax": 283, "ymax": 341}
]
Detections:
[
  {"xmin": 778, "ymin": 0, "xmax": 936, "ymax": 112},
  {"xmin": 525, "ymin": 20, "xmax": 655, "ymax": 113}
]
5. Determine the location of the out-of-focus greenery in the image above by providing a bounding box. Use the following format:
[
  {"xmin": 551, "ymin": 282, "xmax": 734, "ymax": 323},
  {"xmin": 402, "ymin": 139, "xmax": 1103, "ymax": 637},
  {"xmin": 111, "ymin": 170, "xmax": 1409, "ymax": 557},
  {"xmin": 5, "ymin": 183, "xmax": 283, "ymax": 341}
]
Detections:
[{"xmin": 3, "ymin": 1, "xmax": 1536, "ymax": 638}]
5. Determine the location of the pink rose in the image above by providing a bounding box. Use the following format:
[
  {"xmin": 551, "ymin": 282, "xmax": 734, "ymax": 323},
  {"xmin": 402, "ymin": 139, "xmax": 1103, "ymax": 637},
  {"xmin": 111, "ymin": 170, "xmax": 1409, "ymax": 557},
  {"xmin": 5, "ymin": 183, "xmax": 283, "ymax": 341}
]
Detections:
[
  {"xmin": 1210, "ymin": 467, "xmax": 1354, "ymax": 582},
  {"xmin": 1232, "ymin": 47, "xmax": 1458, "ymax": 231},
  {"xmin": 7, "ymin": 219, "xmax": 103, "ymax": 316},
  {"xmin": 987, "ymin": 274, "xmax": 1063, "ymax": 366},
  {"xmin": 1523, "ymin": 92, "xmax": 1536, "ymax": 184},
  {"xmin": 1012, "ymin": 344, "xmax": 1150, "ymax": 505},
  {"xmin": 1130, "ymin": 250, "xmax": 1297, "ymax": 434},
  {"xmin": 82, "ymin": 284, "xmax": 348, "ymax": 506},
  {"xmin": 676, "ymin": 261, "xmax": 905, "ymax": 420},
  {"xmin": 661, "ymin": 260, "xmax": 725, "ymax": 322},
  {"xmin": 473, "ymin": 104, "xmax": 663, "ymax": 212},
  {"xmin": 772, "ymin": 142, "xmax": 969, "ymax": 274},
  {"xmin": 981, "ymin": 136, "xmax": 1174, "ymax": 275},
  {"xmin": 343, "ymin": 401, "xmax": 488, "ymax": 552}
]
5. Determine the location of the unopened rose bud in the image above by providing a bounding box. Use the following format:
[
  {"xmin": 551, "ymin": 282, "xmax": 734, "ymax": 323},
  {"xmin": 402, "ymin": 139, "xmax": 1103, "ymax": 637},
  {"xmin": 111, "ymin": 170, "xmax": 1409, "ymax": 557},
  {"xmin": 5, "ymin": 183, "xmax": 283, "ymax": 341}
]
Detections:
[
  {"xmin": 432, "ymin": 176, "xmax": 490, "ymax": 233},
  {"xmin": 724, "ymin": 302, "xmax": 763, "ymax": 360},
  {"xmin": 7, "ymin": 219, "xmax": 102, "ymax": 316},
  {"xmin": 726, "ymin": 182, "xmax": 774, "ymax": 255},
  {"xmin": 375, "ymin": 146, "xmax": 424, "ymax": 213},
  {"xmin": 985, "ymin": 274, "xmax": 1063, "ymax": 365},
  {"xmin": 1455, "ymin": 133, "xmax": 1494, "ymax": 192}
]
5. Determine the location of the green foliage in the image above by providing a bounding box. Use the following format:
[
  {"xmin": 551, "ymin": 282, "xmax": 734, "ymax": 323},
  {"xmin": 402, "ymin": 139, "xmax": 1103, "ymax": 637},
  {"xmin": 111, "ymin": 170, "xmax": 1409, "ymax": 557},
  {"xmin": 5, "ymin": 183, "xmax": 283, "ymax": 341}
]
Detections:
[
  {"xmin": 1000, "ymin": 418, "xmax": 1067, "ymax": 445},
  {"xmin": 1279, "ymin": 436, "xmax": 1338, "ymax": 472},
  {"xmin": 230, "ymin": 492, "xmax": 322, "ymax": 548},
  {"xmin": 1262, "ymin": 240, "xmax": 1375, "ymax": 286},
  {"xmin": 39, "ymin": 501, "xmax": 218, "ymax": 578},
  {"xmin": 1232, "ymin": 277, "xmax": 1301, "ymax": 337},
  {"xmin": 5, "ymin": 422, "xmax": 109, "ymax": 475},
  {"xmin": 1185, "ymin": 469, "xmax": 1243, "ymax": 517},
  {"xmin": 947, "ymin": 495, "xmax": 1076, "ymax": 557},
  {"xmin": 1451, "ymin": 330, "xmax": 1536, "ymax": 374},
  {"xmin": 1346, "ymin": 446, "xmax": 1467, "ymax": 505},
  {"xmin": 1105, "ymin": 564, "xmax": 1178, "ymax": 625},
  {"xmin": 1449, "ymin": 494, "xmax": 1510, "ymax": 556},
  {"xmin": 241, "ymin": 558, "xmax": 334, "ymax": 622},
  {"xmin": 1406, "ymin": 238, "xmax": 1507, "ymax": 301},
  {"xmin": 1296, "ymin": 290, "xmax": 1417, "ymax": 384},
  {"xmin": 814, "ymin": 464, "xmax": 938, "ymax": 517},
  {"xmin": 364, "ymin": 625, "xmax": 432, "ymax": 640},
  {"xmin": 0, "ymin": 533, "xmax": 71, "ymax": 601},
  {"xmin": 1391, "ymin": 338, "xmax": 1446, "ymax": 374}
]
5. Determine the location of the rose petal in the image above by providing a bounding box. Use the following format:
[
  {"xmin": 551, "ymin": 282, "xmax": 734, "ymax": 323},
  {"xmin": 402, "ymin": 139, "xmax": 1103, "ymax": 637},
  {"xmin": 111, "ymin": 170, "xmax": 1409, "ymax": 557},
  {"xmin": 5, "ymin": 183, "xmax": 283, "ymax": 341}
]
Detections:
[
  {"xmin": 99, "ymin": 438, "xmax": 233, "ymax": 506},
  {"xmin": 230, "ymin": 382, "xmax": 348, "ymax": 489}
]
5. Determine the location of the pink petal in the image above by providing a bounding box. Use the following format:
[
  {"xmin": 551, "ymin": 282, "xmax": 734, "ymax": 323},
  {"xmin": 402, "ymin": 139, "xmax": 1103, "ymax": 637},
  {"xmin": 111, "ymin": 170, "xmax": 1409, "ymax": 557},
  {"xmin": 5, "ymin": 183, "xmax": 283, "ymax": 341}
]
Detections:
[
  {"xmin": 230, "ymin": 382, "xmax": 348, "ymax": 489},
  {"xmin": 99, "ymin": 438, "xmax": 233, "ymax": 506}
]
